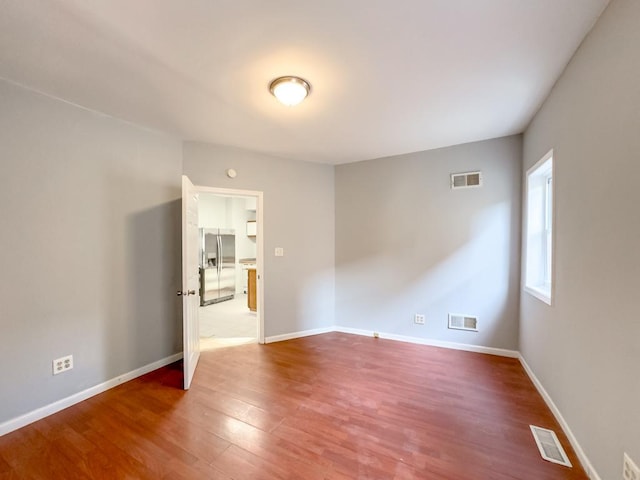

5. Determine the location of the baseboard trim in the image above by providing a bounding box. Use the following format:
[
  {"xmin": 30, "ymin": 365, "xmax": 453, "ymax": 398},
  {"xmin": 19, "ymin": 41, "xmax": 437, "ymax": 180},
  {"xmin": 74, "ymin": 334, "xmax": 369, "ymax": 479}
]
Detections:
[
  {"xmin": 265, "ymin": 327, "xmax": 335, "ymax": 344},
  {"xmin": 0, "ymin": 352, "xmax": 183, "ymax": 437},
  {"xmin": 334, "ymin": 326, "xmax": 520, "ymax": 358},
  {"xmin": 519, "ymin": 355, "xmax": 600, "ymax": 480}
]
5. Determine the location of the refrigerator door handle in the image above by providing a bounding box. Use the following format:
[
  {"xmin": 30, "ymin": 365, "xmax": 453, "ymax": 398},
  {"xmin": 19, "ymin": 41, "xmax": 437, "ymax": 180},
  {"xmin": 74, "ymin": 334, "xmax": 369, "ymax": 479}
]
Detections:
[{"xmin": 217, "ymin": 235, "xmax": 222, "ymax": 276}]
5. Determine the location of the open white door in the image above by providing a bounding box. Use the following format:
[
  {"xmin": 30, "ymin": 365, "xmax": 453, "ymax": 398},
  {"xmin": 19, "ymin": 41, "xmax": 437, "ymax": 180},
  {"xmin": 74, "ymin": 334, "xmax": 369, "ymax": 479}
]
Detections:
[{"xmin": 181, "ymin": 175, "xmax": 200, "ymax": 389}]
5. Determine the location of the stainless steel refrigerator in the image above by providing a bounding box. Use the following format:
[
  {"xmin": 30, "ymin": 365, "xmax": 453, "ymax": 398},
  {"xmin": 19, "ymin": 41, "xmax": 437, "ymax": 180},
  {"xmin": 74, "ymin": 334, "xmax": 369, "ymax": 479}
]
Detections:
[{"xmin": 199, "ymin": 228, "xmax": 236, "ymax": 306}]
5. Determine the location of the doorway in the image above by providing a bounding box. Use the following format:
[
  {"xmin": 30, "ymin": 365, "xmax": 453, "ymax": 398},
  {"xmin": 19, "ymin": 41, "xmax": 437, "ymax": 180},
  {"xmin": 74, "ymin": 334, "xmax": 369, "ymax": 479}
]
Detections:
[{"xmin": 194, "ymin": 186, "xmax": 264, "ymax": 349}]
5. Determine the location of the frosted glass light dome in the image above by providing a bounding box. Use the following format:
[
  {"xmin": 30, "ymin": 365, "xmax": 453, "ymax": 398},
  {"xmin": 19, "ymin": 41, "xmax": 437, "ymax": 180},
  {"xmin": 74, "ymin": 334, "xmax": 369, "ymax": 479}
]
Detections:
[{"xmin": 269, "ymin": 76, "xmax": 310, "ymax": 106}]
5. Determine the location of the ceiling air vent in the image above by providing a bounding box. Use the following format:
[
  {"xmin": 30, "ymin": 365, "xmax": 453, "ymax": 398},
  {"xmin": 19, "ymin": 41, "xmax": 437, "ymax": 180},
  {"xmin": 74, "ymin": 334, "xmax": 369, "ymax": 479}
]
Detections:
[
  {"xmin": 448, "ymin": 314, "xmax": 478, "ymax": 332},
  {"xmin": 451, "ymin": 171, "xmax": 482, "ymax": 189},
  {"xmin": 530, "ymin": 425, "xmax": 572, "ymax": 467}
]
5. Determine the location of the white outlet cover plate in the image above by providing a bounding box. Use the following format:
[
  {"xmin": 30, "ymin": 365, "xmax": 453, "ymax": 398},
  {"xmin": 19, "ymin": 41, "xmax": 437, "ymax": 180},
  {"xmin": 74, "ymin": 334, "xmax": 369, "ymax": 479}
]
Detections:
[
  {"xmin": 53, "ymin": 354, "xmax": 73, "ymax": 375},
  {"xmin": 275, "ymin": 247, "xmax": 284, "ymax": 257}
]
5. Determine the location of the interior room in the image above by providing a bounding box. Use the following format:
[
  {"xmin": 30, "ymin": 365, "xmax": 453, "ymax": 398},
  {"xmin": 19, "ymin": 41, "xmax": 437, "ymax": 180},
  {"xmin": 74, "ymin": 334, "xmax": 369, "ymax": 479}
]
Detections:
[
  {"xmin": 0, "ymin": 1, "xmax": 638, "ymax": 479},
  {"xmin": 197, "ymin": 193, "xmax": 258, "ymax": 350}
]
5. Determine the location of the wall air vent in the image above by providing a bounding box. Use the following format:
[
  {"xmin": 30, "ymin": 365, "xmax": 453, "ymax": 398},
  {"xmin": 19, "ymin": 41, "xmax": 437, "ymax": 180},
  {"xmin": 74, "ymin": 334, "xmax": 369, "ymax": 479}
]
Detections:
[
  {"xmin": 451, "ymin": 171, "xmax": 482, "ymax": 189},
  {"xmin": 448, "ymin": 314, "xmax": 478, "ymax": 332},
  {"xmin": 530, "ymin": 425, "xmax": 572, "ymax": 467}
]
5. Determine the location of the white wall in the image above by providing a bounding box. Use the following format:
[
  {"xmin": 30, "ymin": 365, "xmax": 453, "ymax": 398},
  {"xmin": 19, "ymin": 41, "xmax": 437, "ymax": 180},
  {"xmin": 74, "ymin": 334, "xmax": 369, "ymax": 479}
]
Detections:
[
  {"xmin": 198, "ymin": 194, "xmax": 228, "ymax": 228},
  {"xmin": 520, "ymin": 0, "xmax": 640, "ymax": 478},
  {"xmin": 230, "ymin": 197, "xmax": 257, "ymax": 293},
  {"xmin": 0, "ymin": 79, "xmax": 183, "ymax": 424},
  {"xmin": 335, "ymin": 136, "xmax": 522, "ymax": 349},
  {"xmin": 232, "ymin": 197, "xmax": 257, "ymax": 263},
  {"xmin": 183, "ymin": 142, "xmax": 335, "ymax": 338}
]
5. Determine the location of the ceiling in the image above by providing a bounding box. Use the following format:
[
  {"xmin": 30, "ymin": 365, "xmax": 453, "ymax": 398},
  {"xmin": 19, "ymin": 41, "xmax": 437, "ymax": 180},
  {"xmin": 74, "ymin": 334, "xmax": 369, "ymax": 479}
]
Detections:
[{"xmin": 0, "ymin": 0, "xmax": 610, "ymax": 164}]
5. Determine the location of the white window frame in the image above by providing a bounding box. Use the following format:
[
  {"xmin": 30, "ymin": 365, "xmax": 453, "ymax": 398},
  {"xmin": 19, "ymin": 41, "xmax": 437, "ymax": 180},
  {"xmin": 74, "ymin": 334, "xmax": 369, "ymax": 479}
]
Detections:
[{"xmin": 524, "ymin": 149, "xmax": 554, "ymax": 305}]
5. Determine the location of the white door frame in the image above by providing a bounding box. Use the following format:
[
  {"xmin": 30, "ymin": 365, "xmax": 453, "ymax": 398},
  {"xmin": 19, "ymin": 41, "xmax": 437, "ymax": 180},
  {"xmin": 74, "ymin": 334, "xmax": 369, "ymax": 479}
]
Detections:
[{"xmin": 194, "ymin": 185, "xmax": 265, "ymax": 344}]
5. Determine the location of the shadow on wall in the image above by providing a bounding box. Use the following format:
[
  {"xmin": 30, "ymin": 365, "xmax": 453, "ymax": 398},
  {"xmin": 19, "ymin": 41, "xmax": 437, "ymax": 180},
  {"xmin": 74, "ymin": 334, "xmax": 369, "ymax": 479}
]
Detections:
[
  {"xmin": 103, "ymin": 188, "xmax": 182, "ymax": 380},
  {"xmin": 131, "ymin": 198, "xmax": 183, "ymax": 359},
  {"xmin": 335, "ymin": 201, "xmax": 520, "ymax": 349}
]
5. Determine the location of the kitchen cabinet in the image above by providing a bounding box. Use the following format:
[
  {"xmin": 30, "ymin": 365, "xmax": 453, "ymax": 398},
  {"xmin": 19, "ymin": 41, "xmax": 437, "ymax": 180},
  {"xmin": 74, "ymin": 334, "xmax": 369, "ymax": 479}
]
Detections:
[
  {"xmin": 247, "ymin": 268, "xmax": 257, "ymax": 312},
  {"xmin": 246, "ymin": 220, "xmax": 256, "ymax": 237}
]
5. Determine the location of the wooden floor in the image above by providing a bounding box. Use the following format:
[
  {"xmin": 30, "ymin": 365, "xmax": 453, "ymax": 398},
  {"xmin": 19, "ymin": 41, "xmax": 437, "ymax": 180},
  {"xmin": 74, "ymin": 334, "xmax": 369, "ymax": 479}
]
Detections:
[{"xmin": 0, "ymin": 333, "xmax": 587, "ymax": 479}]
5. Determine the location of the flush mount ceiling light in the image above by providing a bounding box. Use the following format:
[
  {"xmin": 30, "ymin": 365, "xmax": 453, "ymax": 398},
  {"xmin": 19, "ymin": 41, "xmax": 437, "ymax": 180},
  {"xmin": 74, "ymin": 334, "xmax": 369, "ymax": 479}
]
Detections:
[{"xmin": 269, "ymin": 76, "xmax": 311, "ymax": 106}]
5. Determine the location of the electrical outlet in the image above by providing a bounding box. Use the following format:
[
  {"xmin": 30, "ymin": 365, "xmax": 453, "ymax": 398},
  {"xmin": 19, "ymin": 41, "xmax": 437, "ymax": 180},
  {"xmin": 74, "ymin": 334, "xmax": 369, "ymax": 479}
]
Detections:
[
  {"xmin": 274, "ymin": 247, "xmax": 284, "ymax": 257},
  {"xmin": 53, "ymin": 355, "xmax": 73, "ymax": 375},
  {"xmin": 624, "ymin": 453, "xmax": 640, "ymax": 480},
  {"xmin": 414, "ymin": 314, "xmax": 425, "ymax": 325}
]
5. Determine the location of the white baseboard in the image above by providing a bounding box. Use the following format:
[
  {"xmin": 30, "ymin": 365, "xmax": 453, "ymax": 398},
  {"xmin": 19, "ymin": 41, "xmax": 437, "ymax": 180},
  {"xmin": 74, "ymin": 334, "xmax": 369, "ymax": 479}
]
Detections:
[
  {"xmin": 265, "ymin": 326, "xmax": 335, "ymax": 344},
  {"xmin": 334, "ymin": 326, "xmax": 520, "ymax": 358},
  {"xmin": 519, "ymin": 355, "xmax": 601, "ymax": 480},
  {"xmin": 0, "ymin": 352, "xmax": 183, "ymax": 437},
  {"xmin": 266, "ymin": 325, "xmax": 519, "ymax": 358}
]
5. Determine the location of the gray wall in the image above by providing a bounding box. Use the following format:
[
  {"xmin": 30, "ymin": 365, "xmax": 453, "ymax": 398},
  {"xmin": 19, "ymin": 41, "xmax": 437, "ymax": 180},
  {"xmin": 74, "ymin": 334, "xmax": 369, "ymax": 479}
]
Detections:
[
  {"xmin": 0, "ymin": 79, "xmax": 183, "ymax": 424},
  {"xmin": 520, "ymin": 0, "xmax": 640, "ymax": 478},
  {"xmin": 182, "ymin": 142, "xmax": 335, "ymax": 338},
  {"xmin": 335, "ymin": 136, "xmax": 522, "ymax": 349}
]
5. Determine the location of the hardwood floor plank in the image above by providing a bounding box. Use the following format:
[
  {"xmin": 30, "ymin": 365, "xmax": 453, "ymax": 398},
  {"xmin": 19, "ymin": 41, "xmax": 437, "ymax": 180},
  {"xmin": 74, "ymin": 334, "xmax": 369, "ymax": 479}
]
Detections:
[
  {"xmin": 0, "ymin": 455, "xmax": 12, "ymax": 474},
  {"xmin": 90, "ymin": 392, "xmax": 230, "ymax": 467},
  {"xmin": 160, "ymin": 458, "xmax": 233, "ymax": 480},
  {"xmin": 185, "ymin": 384, "xmax": 286, "ymax": 433},
  {"xmin": 0, "ymin": 333, "xmax": 588, "ymax": 479},
  {"xmin": 213, "ymin": 444, "xmax": 297, "ymax": 480}
]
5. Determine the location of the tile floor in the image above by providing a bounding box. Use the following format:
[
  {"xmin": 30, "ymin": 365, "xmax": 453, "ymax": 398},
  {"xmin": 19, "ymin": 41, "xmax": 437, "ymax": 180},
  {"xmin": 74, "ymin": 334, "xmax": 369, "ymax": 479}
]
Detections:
[{"xmin": 199, "ymin": 294, "xmax": 258, "ymax": 350}]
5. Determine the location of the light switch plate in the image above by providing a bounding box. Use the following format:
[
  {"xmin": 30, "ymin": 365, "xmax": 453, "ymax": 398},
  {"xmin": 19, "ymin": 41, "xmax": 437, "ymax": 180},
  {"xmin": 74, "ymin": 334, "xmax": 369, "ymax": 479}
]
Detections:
[{"xmin": 275, "ymin": 247, "xmax": 284, "ymax": 257}]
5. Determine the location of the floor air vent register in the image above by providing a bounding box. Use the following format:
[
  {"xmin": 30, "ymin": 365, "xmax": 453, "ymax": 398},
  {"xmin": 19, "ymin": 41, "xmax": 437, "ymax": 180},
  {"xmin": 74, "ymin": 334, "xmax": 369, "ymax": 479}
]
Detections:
[{"xmin": 529, "ymin": 425, "xmax": 572, "ymax": 467}]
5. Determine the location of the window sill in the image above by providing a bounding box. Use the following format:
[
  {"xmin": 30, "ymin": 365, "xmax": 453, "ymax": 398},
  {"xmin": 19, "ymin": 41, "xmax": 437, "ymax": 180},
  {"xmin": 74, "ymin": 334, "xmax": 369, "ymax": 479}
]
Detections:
[{"xmin": 524, "ymin": 285, "xmax": 552, "ymax": 306}]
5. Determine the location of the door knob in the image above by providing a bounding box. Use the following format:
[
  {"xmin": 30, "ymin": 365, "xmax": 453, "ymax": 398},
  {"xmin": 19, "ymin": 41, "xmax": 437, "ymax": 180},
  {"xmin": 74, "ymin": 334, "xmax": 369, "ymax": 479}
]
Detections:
[{"xmin": 177, "ymin": 290, "xmax": 197, "ymax": 296}]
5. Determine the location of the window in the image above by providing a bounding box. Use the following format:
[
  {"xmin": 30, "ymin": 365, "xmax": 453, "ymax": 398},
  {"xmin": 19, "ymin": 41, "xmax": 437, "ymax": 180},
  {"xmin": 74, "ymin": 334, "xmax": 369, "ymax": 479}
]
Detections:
[{"xmin": 524, "ymin": 149, "xmax": 554, "ymax": 304}]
